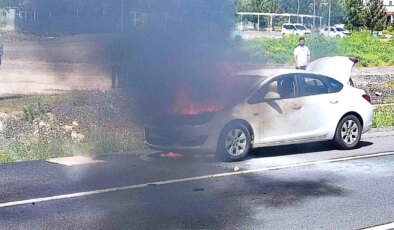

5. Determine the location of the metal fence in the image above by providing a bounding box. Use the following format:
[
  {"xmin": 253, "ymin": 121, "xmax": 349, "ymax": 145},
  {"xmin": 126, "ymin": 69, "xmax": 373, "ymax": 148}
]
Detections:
[{"xmin": 15, "ymin": 14, "xmax": 120, "ymax": 35}]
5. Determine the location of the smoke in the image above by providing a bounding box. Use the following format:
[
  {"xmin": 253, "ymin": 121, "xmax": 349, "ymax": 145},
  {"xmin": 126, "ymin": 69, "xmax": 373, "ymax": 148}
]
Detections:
[{"xmin": 123, "ymin": 0, "xmax": 241, "ymax": 119}]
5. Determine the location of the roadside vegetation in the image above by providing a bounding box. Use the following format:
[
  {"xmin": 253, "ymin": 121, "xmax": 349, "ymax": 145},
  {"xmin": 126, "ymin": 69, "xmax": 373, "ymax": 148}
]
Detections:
[
  {"xmin": 241, "ymin": 32, "xmax": 394, "ymax": 67},
  {"xmin": 0, "ymin": 91, "xmax": 146, "ymax": 164},
  {"xmin": 0, "ymin": 88, "xmax": 393, "ymax": 164},
  {"xmin": 373, "ymin": 105, "xmax": 394, "ymax": 128}
]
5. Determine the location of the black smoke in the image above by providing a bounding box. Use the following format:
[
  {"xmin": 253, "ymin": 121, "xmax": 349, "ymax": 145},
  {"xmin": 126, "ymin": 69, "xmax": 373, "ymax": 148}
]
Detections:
[{"xmin": 122, "ymin": 0, "xmax": 240, "ymax": 118}]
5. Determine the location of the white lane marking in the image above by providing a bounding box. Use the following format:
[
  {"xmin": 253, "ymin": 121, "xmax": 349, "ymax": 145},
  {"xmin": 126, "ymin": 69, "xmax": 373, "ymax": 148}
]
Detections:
[
  {"xmin": 360, "ymin": 222, "xmax": 394, "ymax": 230},
  {"xmin": 1, "ymin": 151, "xmax": 394, "ymax": 208}
]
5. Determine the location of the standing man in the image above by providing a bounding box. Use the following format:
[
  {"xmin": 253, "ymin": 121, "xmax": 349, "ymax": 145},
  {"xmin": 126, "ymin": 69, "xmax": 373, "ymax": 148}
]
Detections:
[{"xmin": 294, "ymin": 37, "xmax": 310, "ymax": 70}]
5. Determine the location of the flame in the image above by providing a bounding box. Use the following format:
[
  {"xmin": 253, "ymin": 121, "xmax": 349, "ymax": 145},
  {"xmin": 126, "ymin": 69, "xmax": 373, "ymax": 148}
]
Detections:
[{"xmin": 170, "ymin": 85, "xmax": 221, "ymax": 115}]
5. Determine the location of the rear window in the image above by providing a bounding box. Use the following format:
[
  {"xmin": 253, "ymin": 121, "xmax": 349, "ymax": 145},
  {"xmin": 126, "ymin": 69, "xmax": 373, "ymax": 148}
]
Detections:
[{"xmin": 326, "ymin": 77, "xmax": 343, "ymax": 93}]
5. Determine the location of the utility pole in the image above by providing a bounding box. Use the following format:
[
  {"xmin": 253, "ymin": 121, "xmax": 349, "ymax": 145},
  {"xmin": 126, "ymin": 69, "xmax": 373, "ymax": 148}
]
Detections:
[
  {"xmin": 328, "ymin": 0, "xmax": 331, "ymax": 30},
  {"xmin": 120, "ymin": 0, "xmax": 124, "ymax": 34},
  {"xmin": 313, "ymin": 0, "xmax": 316, "ymax": 29},
  {"xmin": 297, "ymin": 0, "xmax": 300, "ymax": 22}
]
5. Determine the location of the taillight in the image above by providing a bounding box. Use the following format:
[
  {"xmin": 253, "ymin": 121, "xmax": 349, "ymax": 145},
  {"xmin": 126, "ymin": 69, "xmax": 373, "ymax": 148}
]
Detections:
[
  {"xmin": 362, "ymin": 94, "xmax": 371, "ymax": 103},
  {"xmin": 349, "ymin": 57, "xmax": 359, "ymax": 65}
]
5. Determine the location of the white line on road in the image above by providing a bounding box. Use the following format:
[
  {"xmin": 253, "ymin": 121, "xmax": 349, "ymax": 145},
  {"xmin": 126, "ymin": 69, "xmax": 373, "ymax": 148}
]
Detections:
[
  {"xmin": 1, "ymin": 151, "xmax": 394, "ymax": 208},
  {"xmin": 360, "ymin": 222, "xmax": 394, "ymax": 230}
]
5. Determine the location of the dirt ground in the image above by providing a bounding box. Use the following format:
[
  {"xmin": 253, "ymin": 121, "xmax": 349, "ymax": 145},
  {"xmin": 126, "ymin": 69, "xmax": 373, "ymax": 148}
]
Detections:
[
  {"xmin": 0, "ymin": 33, "xmax": 393, "ymax": 97},
  {"xmin": 0, "ymin": 34, "xmax": 115, "ymax": 96}
]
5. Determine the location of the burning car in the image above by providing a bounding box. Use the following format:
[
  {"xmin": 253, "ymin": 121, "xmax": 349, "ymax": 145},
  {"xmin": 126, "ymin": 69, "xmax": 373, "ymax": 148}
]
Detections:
[{"xmin": 144, "ymin": 56, "xmax": 373, "ymax": 161}]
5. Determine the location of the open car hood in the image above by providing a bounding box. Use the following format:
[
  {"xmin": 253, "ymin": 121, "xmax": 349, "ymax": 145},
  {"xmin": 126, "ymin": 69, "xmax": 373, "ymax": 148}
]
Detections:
[{"xmin": 307, "ymin": 56, "xmax": 358, "ymax": 85}]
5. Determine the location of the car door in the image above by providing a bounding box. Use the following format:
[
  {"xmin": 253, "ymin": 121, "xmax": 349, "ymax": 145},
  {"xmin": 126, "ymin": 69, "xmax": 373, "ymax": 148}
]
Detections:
[
  {"xmin": 250, "ymin": 74, "xmax": 307, "ymax": 145},
  {"xmin": 293, "ymin": 73, "xmax": 343, "ymax": 139},
  {"xmin": 330, "ymin": 27, "xmax": 337, "ymax": 37}
]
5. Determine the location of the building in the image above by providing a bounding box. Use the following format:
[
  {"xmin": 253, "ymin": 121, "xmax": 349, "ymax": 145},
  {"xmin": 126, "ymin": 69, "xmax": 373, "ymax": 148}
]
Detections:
[{"xmin": 384, "ymin": 0, "xmax": 394, "ymax": 23}]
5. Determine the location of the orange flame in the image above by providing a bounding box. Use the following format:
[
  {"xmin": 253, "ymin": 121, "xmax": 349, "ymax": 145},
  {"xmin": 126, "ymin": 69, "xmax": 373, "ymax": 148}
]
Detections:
[{"xmin": 170, "ymin": 85, "xmax": 221, "ymax": 115}]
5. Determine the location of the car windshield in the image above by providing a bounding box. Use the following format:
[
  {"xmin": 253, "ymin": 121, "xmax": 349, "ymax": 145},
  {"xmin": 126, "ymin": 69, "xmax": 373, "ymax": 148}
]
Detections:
[
  {"xmin": 336, "ymin": 27, "xmax": 345, "ymax": 31},
  {"xmin": 295, "ymin": 25, "xmax": 306, "ymax": 30}
]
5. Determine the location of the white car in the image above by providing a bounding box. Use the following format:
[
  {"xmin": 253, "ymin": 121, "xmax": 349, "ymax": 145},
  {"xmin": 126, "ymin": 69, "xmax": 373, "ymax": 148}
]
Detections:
[
  {"xmin": 335, "ymin": 27, "xmax": 352, "ymax": 36},
  {"xmin": 320, "ymin": 27, "xmax": 346, "ymax": 38},
  {"xmin": 282, "ymin": 23, "xmax": 310, "ymax": 36},
  {"xmin": 145, "ymin": 57, "xmax": 373, "ymax": 161}
]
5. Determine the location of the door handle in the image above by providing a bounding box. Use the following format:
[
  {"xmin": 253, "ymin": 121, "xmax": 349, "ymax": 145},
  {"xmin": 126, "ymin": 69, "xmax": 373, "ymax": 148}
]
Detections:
[
  {"xmin": 292, "ymin": 105, "xmax": 302, "ymax": 110},
  {"xmin": 330, "ymin": 100, "xmax": 339, "ymax": 104}
]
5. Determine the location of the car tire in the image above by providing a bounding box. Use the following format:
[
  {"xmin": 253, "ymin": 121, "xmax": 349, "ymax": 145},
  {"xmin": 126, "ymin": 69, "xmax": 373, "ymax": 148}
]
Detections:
[
  {"xmin": 217, "ymin": 123, "xmax": 251, "ymax": 162},
  {"xmin": 334, "ymin": 115, "xmax": 362, "ymax": 150}
]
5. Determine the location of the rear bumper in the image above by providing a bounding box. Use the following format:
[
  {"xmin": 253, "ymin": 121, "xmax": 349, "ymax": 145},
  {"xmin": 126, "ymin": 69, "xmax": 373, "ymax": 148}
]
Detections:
[{"xmin": 362, "ymin": 106, "xmax": 374, "ymax": 134}]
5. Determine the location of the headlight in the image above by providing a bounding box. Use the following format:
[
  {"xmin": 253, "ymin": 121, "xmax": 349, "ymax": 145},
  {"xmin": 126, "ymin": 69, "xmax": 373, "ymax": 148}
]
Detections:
[{"xmin": 179, "ymin": 112, "xmax": 215, "ymax": 126}]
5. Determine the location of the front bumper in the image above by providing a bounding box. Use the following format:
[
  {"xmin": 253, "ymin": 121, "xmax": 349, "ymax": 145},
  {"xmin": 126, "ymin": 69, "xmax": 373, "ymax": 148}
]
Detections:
[{"xmin": 144, "ymin": 124, "xmax": 221, "ymax": 153}]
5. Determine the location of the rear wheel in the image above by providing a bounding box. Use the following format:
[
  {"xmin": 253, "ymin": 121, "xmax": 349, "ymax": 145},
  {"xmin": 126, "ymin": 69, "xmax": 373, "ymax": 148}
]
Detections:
[
  {"xmin": 334, "ymin": 115, "xmax": 362, "ymax": 150},
  {"xmin": 217, "ymin": 123, "xmax": 251, "ymax": 162}
]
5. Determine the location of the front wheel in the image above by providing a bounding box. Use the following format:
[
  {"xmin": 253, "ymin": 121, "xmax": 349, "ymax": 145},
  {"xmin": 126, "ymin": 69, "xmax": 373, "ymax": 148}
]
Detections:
[
  {"xmin": 217, "ymin": 124, "xmax": 251, "ymax": 162},
  {"xmin": 334, "ymin": 115, "xmax": 362, "ymax": 150}
]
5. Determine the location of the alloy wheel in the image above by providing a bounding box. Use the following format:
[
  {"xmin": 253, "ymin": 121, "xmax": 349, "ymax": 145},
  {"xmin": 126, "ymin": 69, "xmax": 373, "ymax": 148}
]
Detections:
[
  {"xmin": 340, "ymin": 120, "xmax": 359, "ymax": 145},
  {"xmin": 225, "ymin": 129, "xmax": 247, "ymax": 157}
]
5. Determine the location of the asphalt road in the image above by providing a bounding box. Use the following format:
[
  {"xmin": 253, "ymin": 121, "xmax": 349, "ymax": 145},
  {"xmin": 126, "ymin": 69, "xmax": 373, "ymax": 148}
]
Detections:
[{"xmin": 1, "ymin": 131, "xmax": 394, "ymax": 230}]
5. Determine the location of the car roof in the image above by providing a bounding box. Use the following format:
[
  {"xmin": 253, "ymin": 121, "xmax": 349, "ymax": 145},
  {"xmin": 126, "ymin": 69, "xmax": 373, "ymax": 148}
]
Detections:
[
  {"xmin": 235, "ymin": 57, "xmax": 355, "ymax": 85},
  {"xmin": 236, "ymin": 68, "xmax": 308, "ymax": 78}
]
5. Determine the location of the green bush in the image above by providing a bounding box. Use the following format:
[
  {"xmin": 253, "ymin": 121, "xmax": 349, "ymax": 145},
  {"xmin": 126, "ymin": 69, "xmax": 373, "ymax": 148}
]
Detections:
[
  {"xmin": 338, "ymin": 32, "xmax": 394, "ymax": 67},
  {"xmin": 22, "ymin": 100, "xmax": 51, "ymax": 123},
  {"xmin": 384, "ymin": 25, "xmax": 394, "ymax": 35}
]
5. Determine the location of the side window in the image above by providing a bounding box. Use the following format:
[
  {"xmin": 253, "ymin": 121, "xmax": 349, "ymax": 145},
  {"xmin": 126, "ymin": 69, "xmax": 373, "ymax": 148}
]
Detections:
[
  {"xmin": 299, "ymin": 74, "xmax": 329, "ymax": 96},
  {"xmin": 264, "ymin": 81, "xmax": 280, "ymax": 99},
  {"xmin": 276, "ymin": 76, "xmax": 296, "ymax": 99},
  {"xmin": 248, "ymin": 75, "xmax": 297, "ymax": 104},
  {"xmin": 326, "ymin": 77, "xmax": 343, "ymax": 93}
]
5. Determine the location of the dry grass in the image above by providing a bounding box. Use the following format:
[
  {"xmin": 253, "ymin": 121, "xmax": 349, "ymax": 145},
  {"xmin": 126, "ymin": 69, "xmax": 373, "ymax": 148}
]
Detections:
[{"xmin": 0, "ymin": 90, "xmax": 146, "ymax": 163}]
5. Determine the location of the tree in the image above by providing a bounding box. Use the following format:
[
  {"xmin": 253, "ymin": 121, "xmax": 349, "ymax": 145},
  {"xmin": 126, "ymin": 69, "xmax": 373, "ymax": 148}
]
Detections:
[
  {"xmin": 345, "ymin": 0, "xmax": 366, "ymax": 29},
  {"xmin": 237, "ymin": 0, "xmax": 281, "ymax": 13},
  {"xmin": 365, "ymin": 0, "xmax": 386, "ymax": 33},
  {"xmin": 0, "ymin": 0, "xmax": 23, "ymax": 8}
]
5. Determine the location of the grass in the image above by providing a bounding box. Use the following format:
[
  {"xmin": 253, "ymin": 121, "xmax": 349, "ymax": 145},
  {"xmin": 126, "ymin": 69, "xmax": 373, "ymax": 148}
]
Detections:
[
  {"xmin": 0, "ymin": 91, "xmax": 146, "ymax": 164},
  {"xmin": 373, "ymin": 105, "xmax": 394, "ymax": 128},
  {"xmin": 243, "ymin": 32, "xmax": 394, "ymax": 67},
  {"xmin": 384, "ymin": 97, "xmax": 394, "ymax": 104},
  {"xmin": 0, "ymin": 31, "xmax": 37, "ymax": 42},
  {"xmin": 0, "ymin": 95, "xmax": 60, "ymax": 114},
  {"xmin": 241, "ymin": 35, "xmax": 339, "ymax": 65},
  {"xmin": 383, "ymin": 81, "xmax": 394, "ymax": 90}
]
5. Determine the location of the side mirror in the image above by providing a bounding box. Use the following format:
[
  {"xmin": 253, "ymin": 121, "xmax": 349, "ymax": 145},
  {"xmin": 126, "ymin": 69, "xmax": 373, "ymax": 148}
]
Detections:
[{"xmin": 264, "ymin": 92, "xmax": 281, "ymax": 100}]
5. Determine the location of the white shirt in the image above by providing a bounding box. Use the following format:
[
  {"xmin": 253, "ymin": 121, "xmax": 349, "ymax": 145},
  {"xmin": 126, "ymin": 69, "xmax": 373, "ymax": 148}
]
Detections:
[{"xmin": 294, "ymin": 45, "xmax": 310, "ymax": 67}]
